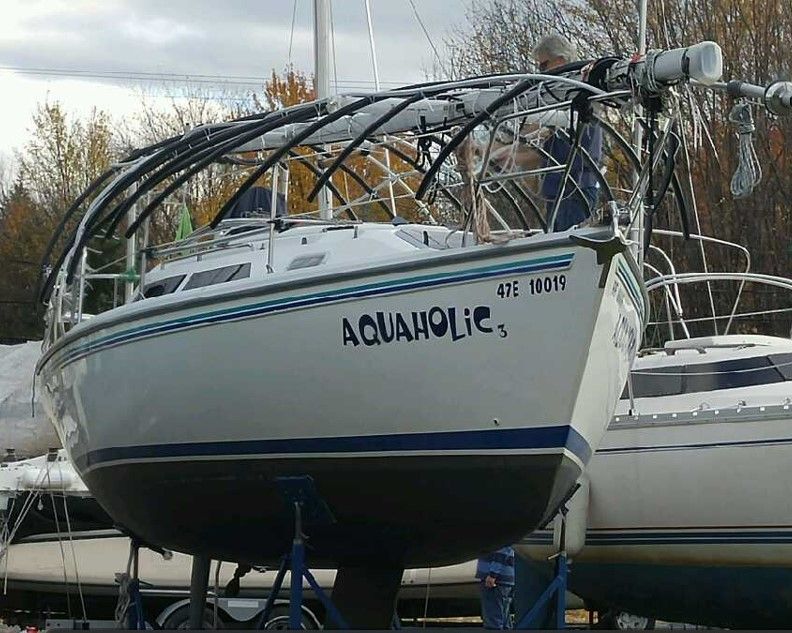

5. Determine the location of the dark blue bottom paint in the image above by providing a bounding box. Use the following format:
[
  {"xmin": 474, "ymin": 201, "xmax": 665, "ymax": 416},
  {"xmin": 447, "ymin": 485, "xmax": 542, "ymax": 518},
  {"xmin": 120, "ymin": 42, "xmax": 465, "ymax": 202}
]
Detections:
[{"xmin": 84, "ymin": 453, "xmax": 582, "ymax": 569}]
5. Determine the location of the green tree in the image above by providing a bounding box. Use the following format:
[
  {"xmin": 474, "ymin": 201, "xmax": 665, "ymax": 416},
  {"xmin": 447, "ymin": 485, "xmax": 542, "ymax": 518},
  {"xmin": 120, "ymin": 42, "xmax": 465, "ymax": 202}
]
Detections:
[
  {"xmin": 16, "ymin": 102, "xmax": 114, "ymax": 218},
  {"xmin": 0, "ymin": 102, "xmax": 117, "ymax": 341},
  {"xmin": 0, "ymin": 180, "xmax": 46, "ymax": 340}
]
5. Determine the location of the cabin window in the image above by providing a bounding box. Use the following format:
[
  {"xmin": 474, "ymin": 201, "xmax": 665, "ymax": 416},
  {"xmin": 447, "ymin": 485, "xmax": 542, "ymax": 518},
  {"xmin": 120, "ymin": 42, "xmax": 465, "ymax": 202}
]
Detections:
[
  {"xmin": 183, "ymin": 263, "xmax": 251, "ymax": 290},
  {"xmin": 684, "ymin": 356, "xmax": 783, "ymax": 392},
  {"xmin": 142, "ymin": 275, "xmax": 186, "ymax": 298},
  {"xmin": 623, "ymin": 353, "xmax": 790, "ymax": 399},
  {"xmin": 627, "ymin": 366, "xmax": 683, "ymax": 398},
  {"xmin": 768, "ymin": 353, "xmax": 792, "ymax": 381},
  {"xmin": 287, "ymin": 254, "xmax": 326, "ymax": 270}
]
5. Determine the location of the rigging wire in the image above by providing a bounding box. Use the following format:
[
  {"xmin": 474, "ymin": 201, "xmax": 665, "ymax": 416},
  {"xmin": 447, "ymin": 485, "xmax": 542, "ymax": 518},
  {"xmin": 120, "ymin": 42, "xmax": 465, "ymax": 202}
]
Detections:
[
  {"xmin": 406, "ymin": 0, "xmax": 445, "ymax": 74},
  {"xmin": 114, "ymin": 544, "xmax": 136, "ymax": 626},
  {"xmin": 288, "ymin": 0, "xmax": 299, "ymax": 65},
  {"xmin": 48, "ymin": 489, "xmax": 73, "ymax": 619},
  {"xmin": 677, "ymin": 106, "xmax": 720, "ymax": 335},
  {"xmin": 648, "ymin": 304, "xmax": 792, "ymax": 327},
  {"xmin": 728, "ymin": 102, "xmax": 762, "ymax": 198},
  {"xmin": 59, "ymin": 460, "xmax": 88, "ymax": 622},
  {"xmin": 1, "ymin": 460, "xmax": 52, "ymax": 553},
  {"xmin": 364, "ymin": 0, "xmax": 398, "ymax": 216},
  {"xmin": 1, "ymin": 495, "xmax": 17, "ymax": 594},
  {"xmin": 0, "ymin": 65, "xmax": 408, "ymax": 89},
  {"xmin": 329, "ymin": 0, "xmax": 340, "ymax": 94}
]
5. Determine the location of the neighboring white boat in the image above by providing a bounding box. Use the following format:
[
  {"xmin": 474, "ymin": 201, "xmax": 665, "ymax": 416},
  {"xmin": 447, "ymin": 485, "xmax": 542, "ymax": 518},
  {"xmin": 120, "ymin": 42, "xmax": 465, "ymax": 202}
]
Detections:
[
  {"xmin": 0, "ymin": 452, "xmax": 476, "ymax": 627},
  {"xmin": 0, "ymin": 450, "xmax": 110, "ymax": 545},
  {"xmin": 2, "ymin": 530, "xmax": 480, "ymax": 628},
  {"xmin": 517, "ymin": 327, "xmax": 792, "ymax": 627}
]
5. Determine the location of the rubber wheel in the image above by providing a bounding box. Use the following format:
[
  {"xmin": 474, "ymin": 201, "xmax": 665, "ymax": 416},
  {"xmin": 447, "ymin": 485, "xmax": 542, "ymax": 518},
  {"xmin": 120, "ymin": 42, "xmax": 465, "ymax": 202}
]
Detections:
[
  {"xmin": 609, "ymin": 610, "xmax": 655, "ymax": 630},
  {"xmin": 161, "ymin": 605, "xmax": 223, "ymax": 629},
  {"xmin": 262, "ymin": 605, "xmax": 317, "ymax": 630}
]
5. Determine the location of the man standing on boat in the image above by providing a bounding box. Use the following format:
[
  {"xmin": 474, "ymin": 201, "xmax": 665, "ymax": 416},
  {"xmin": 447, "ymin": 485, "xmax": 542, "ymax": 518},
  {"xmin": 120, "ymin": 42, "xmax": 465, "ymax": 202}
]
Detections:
[
  {"xmin": 532, "ymin": 33, "xmax": 603, "ymax": 232},
  {"xmin": 476, "ymin": 545, "xmax": 516, "ymax": 629}
]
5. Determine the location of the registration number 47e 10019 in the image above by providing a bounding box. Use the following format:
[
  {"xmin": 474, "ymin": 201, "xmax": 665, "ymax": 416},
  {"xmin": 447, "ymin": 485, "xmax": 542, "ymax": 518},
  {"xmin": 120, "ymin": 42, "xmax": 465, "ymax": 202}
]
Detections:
[{"xmin": 496, "ymin": 274, "xmax": 567, "ymax": 299}]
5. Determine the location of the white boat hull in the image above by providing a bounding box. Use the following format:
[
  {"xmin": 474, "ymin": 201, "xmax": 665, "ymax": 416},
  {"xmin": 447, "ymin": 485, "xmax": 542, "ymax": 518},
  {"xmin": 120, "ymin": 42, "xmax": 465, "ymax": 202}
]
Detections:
[
  {"xmin": 518, "ymin": 382, "xmax": 792, "ymax": 627},
  {"xmin": 1, "ymin": 532, "xmax": 478, "ymax": 604},
  {"xmin": 39, "ymin": 231, "xmax": 644, "ymax": 568}
]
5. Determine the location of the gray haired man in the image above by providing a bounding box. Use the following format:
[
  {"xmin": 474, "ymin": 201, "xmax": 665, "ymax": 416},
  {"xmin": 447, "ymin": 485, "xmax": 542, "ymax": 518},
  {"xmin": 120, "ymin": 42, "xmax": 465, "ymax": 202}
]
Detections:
[
  {"xmin": 532, "ymin": 32, "xmax": 577, "ymax": 72},
  {"xmin": 532, "ymin": 32, "xmax": 603, "ymax": 231}
]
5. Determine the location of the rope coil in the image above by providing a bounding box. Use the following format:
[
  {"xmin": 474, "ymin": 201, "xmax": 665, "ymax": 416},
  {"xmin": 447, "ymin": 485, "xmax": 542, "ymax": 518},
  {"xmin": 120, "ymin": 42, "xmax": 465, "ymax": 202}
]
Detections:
[{"xmin": 728, "ymin": 101, "xmax": 762, "ymax": 198}]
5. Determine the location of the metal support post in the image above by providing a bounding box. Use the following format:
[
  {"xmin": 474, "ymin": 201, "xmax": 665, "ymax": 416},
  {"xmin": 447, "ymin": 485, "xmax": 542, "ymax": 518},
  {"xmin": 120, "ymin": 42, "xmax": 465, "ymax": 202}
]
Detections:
[
  {"xmin": 303, "ymin": 568, "xmax": 349, "ymax": 629},
  {"xmin": 255, "ymin": 556, "xmax": 290, "ymax": 629},
  {"xmin": 189, "ymin": 554, "xmax": 211, "ymax": 629},
  {"xmin": 129, "ymin": 543, "xmax": 145, "ymax": 630},
  {"xmin": 125, "ymin": 183, "xmax": 138, "ymax": 303},
  {"xmin": 515, "ymin": 512, "xmax": 570, "ymax": 630},
  {"xmin": 289, "ymin": 501, "xmax": 305, "ymax": 630},
  {"xmin": 268, "ymin": 475, "xmax": 348, "ymax": 630},
  {"xmin": 554, "ymin": 552, "xmax": 567, "ymax": 629},
  {"xmin": 314, "ymin": 0, "xmax": 333, "ymax": 220}
]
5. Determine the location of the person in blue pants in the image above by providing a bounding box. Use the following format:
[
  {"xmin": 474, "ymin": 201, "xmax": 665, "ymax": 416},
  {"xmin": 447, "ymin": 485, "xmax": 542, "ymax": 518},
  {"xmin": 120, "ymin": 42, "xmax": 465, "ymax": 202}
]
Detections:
[{"xmin": 476, "ymin": 546, "xmax": 516, "ymax": 629}]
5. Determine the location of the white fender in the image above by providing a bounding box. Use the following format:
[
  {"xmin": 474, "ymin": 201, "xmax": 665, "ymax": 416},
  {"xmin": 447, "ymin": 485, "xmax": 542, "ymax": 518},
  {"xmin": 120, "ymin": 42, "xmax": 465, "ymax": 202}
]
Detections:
[
  {"xmin": 21, "ymin": 467, "xmax": 75, "ymax": 490},
  {"xmin": 552, "ymin": 474, "xmax": 589, "ymax": 558}
]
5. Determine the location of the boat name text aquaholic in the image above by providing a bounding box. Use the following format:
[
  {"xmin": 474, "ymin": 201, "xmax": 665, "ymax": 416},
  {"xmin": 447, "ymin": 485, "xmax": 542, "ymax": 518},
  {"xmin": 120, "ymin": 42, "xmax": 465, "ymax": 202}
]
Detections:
[{"xmin": 341, "ymin": 305, "xmax": 503, "ymax": 347}]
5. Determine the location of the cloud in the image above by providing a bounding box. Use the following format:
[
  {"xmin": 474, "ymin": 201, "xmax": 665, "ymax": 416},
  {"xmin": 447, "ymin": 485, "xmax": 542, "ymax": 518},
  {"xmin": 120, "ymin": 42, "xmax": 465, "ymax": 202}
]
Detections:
[
  {"xmin": 0, "ymin": 0, "xmax": 464, "ymax": 153},
  {"xmin": 0, "ymin": 0, "xmax": 457, "ymax": 83}
]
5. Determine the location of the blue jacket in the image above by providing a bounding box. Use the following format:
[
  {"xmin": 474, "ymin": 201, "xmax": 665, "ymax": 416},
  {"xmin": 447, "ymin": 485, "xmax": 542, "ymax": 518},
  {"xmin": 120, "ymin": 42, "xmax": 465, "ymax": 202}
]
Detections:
[
  {"xmin": 475, "ymin": 546, "xmax": 515, "ymax": 585},
  {"xmin": 541, "ymin": 124, "xmax": 603, "ymax": 198}
]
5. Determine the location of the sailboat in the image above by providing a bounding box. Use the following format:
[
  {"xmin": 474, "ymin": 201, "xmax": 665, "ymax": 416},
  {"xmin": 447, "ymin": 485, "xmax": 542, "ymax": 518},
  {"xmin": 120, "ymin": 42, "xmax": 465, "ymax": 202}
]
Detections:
[{"xmin": 35, "ymin": 18, "xmax": 771, "ymax": 624}]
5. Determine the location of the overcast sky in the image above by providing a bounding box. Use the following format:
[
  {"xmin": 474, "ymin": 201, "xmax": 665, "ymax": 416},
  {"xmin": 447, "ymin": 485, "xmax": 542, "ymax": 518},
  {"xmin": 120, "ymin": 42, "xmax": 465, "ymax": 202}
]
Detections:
[{"xmin": 0, "ymin": 0, "xmax": 465, "ymax": 165}]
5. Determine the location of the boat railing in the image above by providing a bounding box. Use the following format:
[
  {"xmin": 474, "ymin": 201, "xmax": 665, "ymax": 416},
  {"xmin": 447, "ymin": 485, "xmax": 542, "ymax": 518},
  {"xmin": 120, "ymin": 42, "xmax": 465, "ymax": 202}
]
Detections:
[
  {"xmin": 645, "ymin": 272, "xmax": 792, "ymax": 338},
  {"xmin": 644, "ymin": 231, "xmax": 752, "ymax": 338},
  {"xmin": 45, "ymin": 248, "xmax": 143, "ymax": 339},
  {"xmin": 149, "ymin": 217, "xmax": 358, "ymax": 263}
]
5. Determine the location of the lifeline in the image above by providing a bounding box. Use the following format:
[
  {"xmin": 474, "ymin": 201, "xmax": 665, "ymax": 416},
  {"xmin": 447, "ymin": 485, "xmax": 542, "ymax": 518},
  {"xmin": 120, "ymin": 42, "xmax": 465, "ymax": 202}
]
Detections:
[{"xmin": 342, "ymin": 305, "xmax": 494, "ymax": 347}]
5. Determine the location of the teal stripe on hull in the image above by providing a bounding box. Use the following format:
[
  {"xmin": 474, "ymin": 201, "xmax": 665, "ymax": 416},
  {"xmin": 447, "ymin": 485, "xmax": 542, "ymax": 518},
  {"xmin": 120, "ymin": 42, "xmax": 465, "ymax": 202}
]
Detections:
[{"xmin": 44, "ymin": 252, "xmax": 575, "ymax": 371}]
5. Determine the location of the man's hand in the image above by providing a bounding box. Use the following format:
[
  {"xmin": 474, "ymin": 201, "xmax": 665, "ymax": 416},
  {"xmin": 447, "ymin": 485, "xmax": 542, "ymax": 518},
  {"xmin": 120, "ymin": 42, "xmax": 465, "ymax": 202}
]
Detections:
[{"xmin": 485, "ymin": 575, "xmax": 497, "ymax": 588}]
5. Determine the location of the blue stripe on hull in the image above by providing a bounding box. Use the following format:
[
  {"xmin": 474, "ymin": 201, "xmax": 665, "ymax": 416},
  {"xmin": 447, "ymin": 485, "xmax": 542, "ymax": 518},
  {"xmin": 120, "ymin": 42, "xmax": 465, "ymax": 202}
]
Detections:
[
  {"xmin": 47, "ymin": 253, "xmax": 575, "ymax": 371},
  {"xmin": 598, "ymin": 436, "xmax": 792, "ymax": 454},
  {"xmin": 74, "ymin": 424, "xmax": 592, "ymax": 472},
  {"xmin": 522, "ymin": 527, "xmax": 792, "ymax": 545},
  {"xmin": 615, "ymin": 261, "xmax": 645, "ymax": 321}
]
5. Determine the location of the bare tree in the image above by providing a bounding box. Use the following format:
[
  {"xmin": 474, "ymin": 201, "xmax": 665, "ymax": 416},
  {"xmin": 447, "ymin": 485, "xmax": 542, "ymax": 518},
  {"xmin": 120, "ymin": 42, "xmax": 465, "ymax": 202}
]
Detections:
[{"xmin": 443, "ymin": 0, "xmax": 792, "ymax": 336}]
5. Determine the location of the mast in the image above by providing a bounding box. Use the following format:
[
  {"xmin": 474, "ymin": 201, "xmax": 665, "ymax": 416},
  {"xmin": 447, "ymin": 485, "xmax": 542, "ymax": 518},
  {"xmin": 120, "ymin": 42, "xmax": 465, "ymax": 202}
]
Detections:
[
  {"xmin": 313, "ymin": 0, "xmax": 333, "ymax": 219},
  {"xmin": 633, "ymin": 0, "xmax": 648, "ymax": 267}
]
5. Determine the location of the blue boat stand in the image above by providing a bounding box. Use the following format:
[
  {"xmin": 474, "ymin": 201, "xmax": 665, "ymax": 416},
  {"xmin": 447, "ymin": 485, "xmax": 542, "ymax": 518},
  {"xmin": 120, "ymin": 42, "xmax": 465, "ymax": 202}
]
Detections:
[
  {"xmin": 514, "ymin": 505, "xmax": 571, "ymax": 630},
  {"xmin": 255, "ymin": 476, "xmax": 349, "ymax": 630}
]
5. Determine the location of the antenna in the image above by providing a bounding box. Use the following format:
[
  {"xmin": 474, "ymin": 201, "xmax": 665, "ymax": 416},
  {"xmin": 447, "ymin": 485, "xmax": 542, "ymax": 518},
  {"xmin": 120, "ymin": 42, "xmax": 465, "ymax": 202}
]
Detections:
[{"xmin": 364, "ymin": 0, "xmax": 398, "ymax": 217}]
